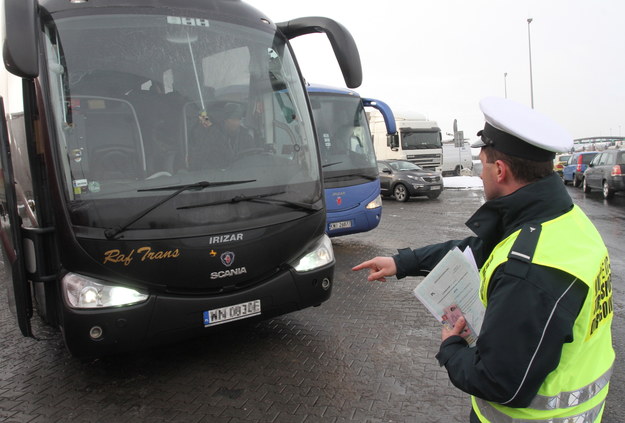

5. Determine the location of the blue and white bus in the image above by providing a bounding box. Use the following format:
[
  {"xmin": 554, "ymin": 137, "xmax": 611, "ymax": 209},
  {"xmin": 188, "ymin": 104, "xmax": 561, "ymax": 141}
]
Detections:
[{"xmin": 307, "ymin": 84, "xmax": 396, "ymax": 237}]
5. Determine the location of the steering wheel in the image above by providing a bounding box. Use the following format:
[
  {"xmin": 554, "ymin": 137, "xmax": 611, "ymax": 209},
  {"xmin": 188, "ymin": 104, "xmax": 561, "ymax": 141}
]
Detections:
[
  {"xmin": 92, "ymin": 146, "xmax": 141, "ymax": 178},
  {"xmin": 95, "ymin": 146, "xmax": 136, "ymax": 162},
  {"xmin": 146, "ymin": 171, "xmax": 172, "ymax": 179}
]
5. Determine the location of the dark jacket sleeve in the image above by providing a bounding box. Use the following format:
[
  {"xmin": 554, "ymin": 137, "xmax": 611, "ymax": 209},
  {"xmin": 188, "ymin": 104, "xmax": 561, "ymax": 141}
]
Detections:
[
  {"xmin": 392, "ymin": 237, "xmax": 484, "ymax": 279},
  {"xmin": 435, "ymin": 265, "xmax": 587, "ymax": 407}
]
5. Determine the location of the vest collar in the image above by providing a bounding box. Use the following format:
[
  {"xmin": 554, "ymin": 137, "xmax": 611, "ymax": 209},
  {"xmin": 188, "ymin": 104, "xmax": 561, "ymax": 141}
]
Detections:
[{"xmin": 466, "ymin": 172, "xmax": 573, "ymax": 243}]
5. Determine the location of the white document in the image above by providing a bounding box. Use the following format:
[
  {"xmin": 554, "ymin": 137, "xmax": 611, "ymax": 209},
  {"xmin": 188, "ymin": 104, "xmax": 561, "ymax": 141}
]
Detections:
[{"xmin": 413, "ymin": 247, "xmax": 485, "ymax": 347}]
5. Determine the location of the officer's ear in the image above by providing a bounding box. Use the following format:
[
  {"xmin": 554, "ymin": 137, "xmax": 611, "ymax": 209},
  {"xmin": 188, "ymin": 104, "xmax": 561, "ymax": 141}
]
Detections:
[{"xmin": 494, "ymin": 159, "xmax": 509, "ymax": 183}]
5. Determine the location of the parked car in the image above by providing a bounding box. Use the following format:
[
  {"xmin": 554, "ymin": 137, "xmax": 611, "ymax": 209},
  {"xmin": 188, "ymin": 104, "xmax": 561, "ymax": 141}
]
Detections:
[
  {"xmin": 378, "ymin": 160, "xmax": 443, "ymax": 201},
  {"xmin": 582, "ymin": 149, "xmax": 625, "ymax": 199},
  {"xmin": 553, "ymin": 153, "xmax": 571, "ymax": 176},
  {"xmin": 562, "ymin": 151, "xmax": 599, "ymax": 187}
]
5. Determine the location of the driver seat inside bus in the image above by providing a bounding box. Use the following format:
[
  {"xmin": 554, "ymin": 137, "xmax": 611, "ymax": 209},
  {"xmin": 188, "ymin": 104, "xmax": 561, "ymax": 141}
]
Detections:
[{"xmin": 69, "ymin": 96, "xmax": 147, "ymax": 181}]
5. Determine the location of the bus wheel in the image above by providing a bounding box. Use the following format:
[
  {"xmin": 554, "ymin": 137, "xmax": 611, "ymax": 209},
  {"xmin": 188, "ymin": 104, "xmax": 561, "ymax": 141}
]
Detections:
[{"xmin": 393, "ymin": 184, "xmax": 409, "ymax": 202}]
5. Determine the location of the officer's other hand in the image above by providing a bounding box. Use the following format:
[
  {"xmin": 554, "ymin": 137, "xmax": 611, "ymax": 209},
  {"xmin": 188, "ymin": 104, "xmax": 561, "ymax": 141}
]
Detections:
[
  {"xmin": 442, "ymin": 316, "xmax": 466, "ymax": 342},
  {"xmin": 351, "ymin": 257, "xmax": 397, "ymax": 282}
]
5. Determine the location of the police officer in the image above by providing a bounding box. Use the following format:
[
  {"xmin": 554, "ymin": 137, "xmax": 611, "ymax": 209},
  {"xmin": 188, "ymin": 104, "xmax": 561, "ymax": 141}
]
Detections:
[{"xmin": 353, "ymin": 97, "xmax": 614, "ymax": 423}]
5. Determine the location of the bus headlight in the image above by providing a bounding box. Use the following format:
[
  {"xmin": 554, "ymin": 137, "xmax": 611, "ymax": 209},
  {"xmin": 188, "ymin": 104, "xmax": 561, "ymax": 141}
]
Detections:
[
  {"xmin": 365, "ymin": 195, "xmax": 382, "ymax": 209},
  {"xmin": 62, "ymin": 273, "xmax": 149, "ymax": 309},
  {"xmin": 292, "ymin": 234, "xmax": 334, "ymax": 272}
]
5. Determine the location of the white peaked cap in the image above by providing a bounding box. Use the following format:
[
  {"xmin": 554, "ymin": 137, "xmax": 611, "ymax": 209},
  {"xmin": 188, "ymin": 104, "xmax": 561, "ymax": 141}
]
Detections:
[{"xmin": 472, "ymin": 97, "xmax": 573, "ymax": 161}]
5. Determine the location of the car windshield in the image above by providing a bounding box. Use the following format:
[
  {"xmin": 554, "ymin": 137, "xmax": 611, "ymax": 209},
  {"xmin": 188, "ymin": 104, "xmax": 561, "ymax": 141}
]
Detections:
[
  {"xmin": 43, "ymin": 12, "xmax": 320, "ymax": 232},
  {"xmin": 388, "ymin": 161, "xmax": 423, "ymax": 171}
]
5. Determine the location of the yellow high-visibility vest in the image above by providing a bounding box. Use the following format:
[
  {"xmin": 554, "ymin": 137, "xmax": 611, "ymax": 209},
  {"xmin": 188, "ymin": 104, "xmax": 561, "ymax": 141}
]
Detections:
[{"xmin": 473, "ymin": 205, "xmax": 614, "ymax": 423}]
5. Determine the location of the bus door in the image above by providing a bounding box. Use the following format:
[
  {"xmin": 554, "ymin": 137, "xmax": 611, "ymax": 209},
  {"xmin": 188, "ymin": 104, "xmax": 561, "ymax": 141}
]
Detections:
[{"xmin": 0, "ymin": 98, "xmax": 32, "ymax": 337}]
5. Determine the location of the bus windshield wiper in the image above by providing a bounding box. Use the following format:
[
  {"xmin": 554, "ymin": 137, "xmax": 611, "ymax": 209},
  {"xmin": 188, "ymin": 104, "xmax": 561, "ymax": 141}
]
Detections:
[
  {"xmin": 104, "ymin": 179, "xmax": 256, "ymax": 239},
  {"xmin": 178, "ymin": 190, "xmax": 320, "ymax": 212},
  {"xmin": 322, "ymin": 161, "xmax": 343, "ymax": 168},
  {"xmin": 137, "ymin": 179, "xmax": 256, "ymax": 192},
  {"xmin": 324, "ymin": 173, "xmax": 377, "ymax": 181}
]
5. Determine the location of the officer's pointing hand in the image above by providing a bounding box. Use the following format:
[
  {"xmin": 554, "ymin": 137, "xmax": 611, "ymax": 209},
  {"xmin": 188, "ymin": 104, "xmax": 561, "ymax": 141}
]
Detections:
[{"xmin": 352, "ymin": 257, "xmax": 397, "ymax": 282}]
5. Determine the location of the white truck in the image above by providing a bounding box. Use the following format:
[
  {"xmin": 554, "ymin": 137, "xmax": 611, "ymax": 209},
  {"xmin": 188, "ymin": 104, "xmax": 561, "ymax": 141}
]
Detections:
[
  {"xmin": 441, "ymin": 141, "xmax": 473, "ymax": 176},
  {"xmin": 368, "ymin": 109, "xmax": 442, "ymax": 170}
]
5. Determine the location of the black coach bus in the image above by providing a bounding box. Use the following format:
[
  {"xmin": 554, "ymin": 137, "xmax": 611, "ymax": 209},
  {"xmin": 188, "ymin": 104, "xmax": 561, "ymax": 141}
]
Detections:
[{"xmin": 0, "ymin": 0, "xmax": 362, "ymax": 357}]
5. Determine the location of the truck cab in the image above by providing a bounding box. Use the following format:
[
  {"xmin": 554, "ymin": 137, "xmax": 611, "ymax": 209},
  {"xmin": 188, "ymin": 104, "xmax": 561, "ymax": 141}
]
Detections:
[{"xmin": 369, "ymin": 110, "xmax": 442, "ymax": 170}]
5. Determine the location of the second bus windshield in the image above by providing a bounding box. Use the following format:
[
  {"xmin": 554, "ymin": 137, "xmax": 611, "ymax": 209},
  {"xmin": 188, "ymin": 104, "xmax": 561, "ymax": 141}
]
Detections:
[{"xmin": 310, "ymin": 93, "xmax": 377, "ymax": 185}]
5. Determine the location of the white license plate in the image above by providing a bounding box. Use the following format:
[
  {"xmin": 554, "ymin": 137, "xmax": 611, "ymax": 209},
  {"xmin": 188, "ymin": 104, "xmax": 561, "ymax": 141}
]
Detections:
[
  {"xmin": 430, "ymin": 186, "xmax": 441, "ymax": 190},
  {"xmin": 203, "ymin": 300, "xmax": 261, "ymax": 327},
  {"xmin": 329, "ymin": 220, "xmax": 352, "ymax": 230}
]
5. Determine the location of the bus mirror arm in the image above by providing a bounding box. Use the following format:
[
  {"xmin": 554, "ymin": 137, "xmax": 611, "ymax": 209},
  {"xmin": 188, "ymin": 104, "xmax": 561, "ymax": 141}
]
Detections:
[
  {"xmin": 277, "ymin": 17, "xmax": 362, "ymax": 88},
  {"xmin": 3, "ymin": 0, "xmax": 40, "ymax": 78},
  {"xmin": 387, "ymin": 133, "xmax": 399, "ymax": 150}
]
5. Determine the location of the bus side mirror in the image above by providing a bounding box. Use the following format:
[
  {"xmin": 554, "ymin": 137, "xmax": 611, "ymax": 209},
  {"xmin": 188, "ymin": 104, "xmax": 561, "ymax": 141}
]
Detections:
[
  {"xmin": 387, "ymin": 133, "xmax": 399, "ymax": 150},
  {"xmin": 277, "ymin": 17, "xmax": 362, "ymax": 88},
  {"xmin": 3, "ymin": 0, "xmax": 39, "ymax": 78}
]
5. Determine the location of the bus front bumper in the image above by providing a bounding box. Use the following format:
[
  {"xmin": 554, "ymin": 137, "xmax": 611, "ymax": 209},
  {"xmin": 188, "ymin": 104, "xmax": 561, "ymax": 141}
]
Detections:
[{"xmin": 59, "ymin": 264, "xmax": 333, "ymax": 358}]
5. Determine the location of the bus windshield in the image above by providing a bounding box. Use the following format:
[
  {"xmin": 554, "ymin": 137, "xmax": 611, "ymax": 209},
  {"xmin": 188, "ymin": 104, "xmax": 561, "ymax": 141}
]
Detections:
[
  {"xmin": 42, "ymin": 12, "xmax": 320, "ymax": 233},
  {"xmin": 310, "ymin": 94, "xmax": 377, "ymax": 184},
  {"xmin": 401, "ymin": 130, "xmax": 442, "ymax": 150}
]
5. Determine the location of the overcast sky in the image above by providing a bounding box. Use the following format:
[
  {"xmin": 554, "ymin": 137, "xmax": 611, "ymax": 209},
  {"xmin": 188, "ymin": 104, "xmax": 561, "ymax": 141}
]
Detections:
[{"xmin": 250, "ymin": 0, "xmax": 625, "ymax": 142}]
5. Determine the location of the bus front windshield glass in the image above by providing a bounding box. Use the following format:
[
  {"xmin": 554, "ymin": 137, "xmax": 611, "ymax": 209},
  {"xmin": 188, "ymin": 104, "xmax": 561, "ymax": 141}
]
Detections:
[
  {"xmin": 43, "ymin": 13, "xmax": 320, "ymax": 232},
  {"xmin": 401, "ymin": 130, "xmax": 442, "ymax": 150},
  {"xmin": 310, "ymin": 94, "xmax": 377, "ymax": 185}
]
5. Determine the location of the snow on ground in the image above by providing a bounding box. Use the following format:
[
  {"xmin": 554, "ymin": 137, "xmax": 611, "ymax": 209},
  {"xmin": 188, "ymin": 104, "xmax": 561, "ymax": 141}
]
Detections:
[{"xmin": 443, "ymin": 175, "xmax": 483, "ymax": 189}]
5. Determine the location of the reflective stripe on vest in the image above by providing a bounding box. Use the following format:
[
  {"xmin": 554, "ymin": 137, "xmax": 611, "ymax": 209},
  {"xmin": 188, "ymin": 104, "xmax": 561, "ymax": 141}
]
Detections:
[
  {"xmin": 474, "ymin": 365, "xmax": 612, "ymax": 422},
  {"xmin": 528, "ymin": 366, "xmax": 612, "ymax": 410},
  {"xmin": 474, "ymin": 396, "xmax": 605, "ymax": 423}
]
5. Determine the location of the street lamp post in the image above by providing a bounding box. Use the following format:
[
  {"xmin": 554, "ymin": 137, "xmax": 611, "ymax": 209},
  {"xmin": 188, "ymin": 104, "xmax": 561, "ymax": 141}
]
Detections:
[
  {"xmin": 504, "ymin": 72, "xmax": 508, "ymax": 98},
  {"xmin": 527, "ymin": 18, "xmax": 534, "ymax": 108}
]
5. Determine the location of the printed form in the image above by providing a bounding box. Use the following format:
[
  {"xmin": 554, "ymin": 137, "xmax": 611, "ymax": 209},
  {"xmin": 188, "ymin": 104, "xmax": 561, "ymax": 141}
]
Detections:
[{"xmin": 413, "ymin": 247, "xmax": 485, "ymax": 347}]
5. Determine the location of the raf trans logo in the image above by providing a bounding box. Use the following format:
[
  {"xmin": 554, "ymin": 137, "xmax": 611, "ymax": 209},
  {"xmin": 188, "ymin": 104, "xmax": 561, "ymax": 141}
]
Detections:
[{"xmin": 220, "ymin": 251, "xmax": 235, "ymax": 267}]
